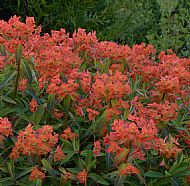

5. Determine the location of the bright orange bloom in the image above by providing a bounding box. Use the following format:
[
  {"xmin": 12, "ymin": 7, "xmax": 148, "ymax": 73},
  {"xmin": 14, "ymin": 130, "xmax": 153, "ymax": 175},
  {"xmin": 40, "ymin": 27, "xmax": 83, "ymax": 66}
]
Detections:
[
  {"xmin": 0, "ymin": 117, "xmax": 13, "ymax": 137},
  {"xmin": 93, "ymin": 141, "xmax": 101, "ymax": 156},
  {"xmin": 76, "ymin": 169, "xmax": 87, "ymax": 185},
  {"xmin": 18, "ymin": 78, "xmax": 28, "ymax": 92},
  {"xmin": 62, "ymin": 172, "xmax": 73, "ymax": 184},
  {"xmin": 29, "ymin": 98, "xmax": 38, "ymax": 112},
  {"xmin": 118, "ymin": 163, "xmax": 140, "ymax": 176},
  {"xmin": 86, "ymin": 108, "xmax": 99, "ymax": 121},
  {"xmin": 54, "ymin": 145, "xmax": 66, "ymax": 162},
  {"xmin": 29, "ymin": 167, "xmax": 45, "ymax": 181},
  {"xmin": 51, "ymin": 109, "xmax": 63, "ymax": 119},
  {"xmin": 60, "ymin": 127, "xmax": 78, "ymax": 141},
  {"xmin": 0, "ymin": 54, "xmax": 5, "ymax": 69},
  {"xmin": 9, "ymin": 124, "xmax": 58, "ymax": 160}
]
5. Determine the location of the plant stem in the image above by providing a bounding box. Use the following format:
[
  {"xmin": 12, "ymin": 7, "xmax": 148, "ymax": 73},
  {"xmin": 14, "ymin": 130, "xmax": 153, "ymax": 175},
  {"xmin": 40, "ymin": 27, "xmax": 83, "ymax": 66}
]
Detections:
[{"xmin": 13, "ymin": 57, "xmax": 21, "ymax": 100}]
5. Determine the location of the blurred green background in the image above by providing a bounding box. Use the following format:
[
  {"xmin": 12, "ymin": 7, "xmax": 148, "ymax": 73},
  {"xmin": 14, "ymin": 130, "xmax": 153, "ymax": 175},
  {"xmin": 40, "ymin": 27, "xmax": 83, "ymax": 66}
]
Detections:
[{"xmin": 0, "ymin": 0, "xmax": 190, "ymax": 57}]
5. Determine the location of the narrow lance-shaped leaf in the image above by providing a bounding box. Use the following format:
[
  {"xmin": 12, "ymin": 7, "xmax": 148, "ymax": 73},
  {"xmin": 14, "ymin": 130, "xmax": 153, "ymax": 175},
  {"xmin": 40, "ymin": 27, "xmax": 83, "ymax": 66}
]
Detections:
[
  {"xmin": 0, "ymin": 44, "xmax": 6, "ymax": 56},
  {"xmin": 89, "ymin": 173, "xmax": 109, "ymax": 185},
  {"xmin": 144, "ymin": 170, "xmax": 164, "ymax": 178},
  {"xmin": 26, "ymin": 89, "xmax": 43, "ymax": 104},
  {"xmin": 14, "ymin": 167, "xmax": 33, "ymax": 180},
  {"xmin": 33, "ymin": 104, "xmax": 45, "ymax": 125},
  {"xmin": 0, "ymin": 71, "xmax": 17, "ymax": 90},
  {"xmin": 2, "ymin": 95, "xmax": 16, "ymax": 104},
  {"xmin": 15, "ymin": 45, "xmax": 22, "ymax": 64},
  {"xmin": 41, "ymin": 159, "xmax": 57, "ymax": 177},
  {"xmin": 21, "ymin": 59, "xmax": 33, "ymax": 85}
]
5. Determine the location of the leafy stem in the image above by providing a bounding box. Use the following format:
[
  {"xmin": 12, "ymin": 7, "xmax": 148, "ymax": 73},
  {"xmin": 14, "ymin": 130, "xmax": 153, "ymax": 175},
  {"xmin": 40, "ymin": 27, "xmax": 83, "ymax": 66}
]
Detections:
[{"xmin": 13, "ymin": 45, "xmax": 22, "ymax": 100}]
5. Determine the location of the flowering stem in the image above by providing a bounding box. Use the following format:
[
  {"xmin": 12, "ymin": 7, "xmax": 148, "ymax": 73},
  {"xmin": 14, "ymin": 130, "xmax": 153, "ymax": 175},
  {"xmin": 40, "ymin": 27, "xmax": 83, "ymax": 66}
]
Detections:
[
  {"xmin": 13, "ymin": 59, "xmax": 21, "ymax": 99},
  {"xmin": 13, "ymin": 45, "xmax": 22, "ymax": 100}
]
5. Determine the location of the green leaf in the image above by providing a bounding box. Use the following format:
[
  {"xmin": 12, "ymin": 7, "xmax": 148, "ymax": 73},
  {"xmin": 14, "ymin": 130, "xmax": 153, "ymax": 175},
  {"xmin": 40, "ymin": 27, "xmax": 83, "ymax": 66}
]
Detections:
[
  {"xmin": 89, "ymin": 173, "xmax": 109, "ymax": 185},
  {"xmin": 0, "ymin": 71, "xmax": 17, "ymax": 90},
  {"xmin": 16, "ymin": 112, "xmax": 33, "ymax": 123},
  {"xmin": 72, "ymin": 130, "xmax": 79, "ymax": 152},
  {"xmin": 144, "ymin": 171, "xmax": 163, "ymax": 178},
  {"xmin": 114, "ymin": 147, "xmax": 129, "ymax": 165},
  {"xmin": 33, "ymin": 104, "xmax": 45, "ymax": 125},
  {"xmin": 2, "ymin": 95, "xmax": 16, "ymax": 104},
  {"xmin": 114, "ymin": 175, "xmax": 126, "ymax": 186},
  {"xmin": 47, "ymin": 94, "xmax": 55, "ymax": 112},
  {"xmin": 7, "ymin": 161, "xmax": 14, "ymax": 178},
  {"xmin": 169, "ymin": 165, "xmax": 188, "ymax": 176},
  {"xmin": 85, "ymin": 150, "xmax": 94, "ymax": 172},
  {"xmin": 77, "ymin": 158, "xmax": 85, "ymax": 169},
  {"xmin": 41, "ymin": 159, "xmax": 57, "ymax": 177},
  {"xmin": 15, "ymin": 45, "xmax": 22, "ymax": 64},
  {"xmin": 0, "ymin": 44, "xmax": 6, "ymax": 56},
  {"xmin": 60, "ymin": 152, "xmax": 76, "ymax": 165},
  {"xmin": 26, "ymin": 89, "xmax": 43, "ymax": 104},
  {"xmin": 33, "ymin": 179, "xmax": 42, "ymax": 186},
  {"xmin": 66, "ymin": 168, "xmax": 80, "ymax": 174},
  {"xmin": 14, "ymin": 168, "xmax": 32, "ymax": 180},
  {"xmin": 21, "ymin": 59, "xmax": 33, "ymax": 85},
  {"xmin": 174, "ymin": 170, "xmax": 190, "ymax": 177},
  {"xmin": 0, "ymin": 106, "xmax": 15, "ymax": 117},
  {"xmin": 80, "ymin": 150, "xmax": 89, "ymax": 157},
  {"xmin": 0, "ymin": 177, "xmax": 12, "ymax": 183},
  {"xmin": 105, "ymin": 147, "xmax": 112, "ymax": 168},
  {"xmin": 176, "ymin": 152, "xmax": 184, "ymax": 164},
  {"xmin": 0, "ymin": 167, "xmax": 8, "ymax": 174},
  {"xmin": 169, "ymin": 152, "xmax": 185, "ymax": 174},
  {"xmin": 83, "ymin": 110, "xmax": 106, "ymax": 138}
]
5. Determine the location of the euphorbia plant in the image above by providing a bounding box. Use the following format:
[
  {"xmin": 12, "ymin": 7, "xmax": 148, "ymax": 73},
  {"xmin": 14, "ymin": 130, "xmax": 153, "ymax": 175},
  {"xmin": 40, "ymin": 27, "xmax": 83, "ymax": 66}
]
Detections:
[{"xmin": 0, "ymin": 16, "xmax": 189, "ymax": 185}]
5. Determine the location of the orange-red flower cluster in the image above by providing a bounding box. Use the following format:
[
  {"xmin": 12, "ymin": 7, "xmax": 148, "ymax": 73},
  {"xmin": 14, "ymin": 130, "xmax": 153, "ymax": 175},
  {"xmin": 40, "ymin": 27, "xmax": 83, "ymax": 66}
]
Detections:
[
  {"xmin": 118, "ymin": 163, "xmax": 140, "ymax": 176},
  {"xmin": 0, "ymin": 117, "xmax": 13, "ymax": 137},
  {"xmin": 93, "ymin": 141, "xmax": 101, "ymax": 156},
  {"xmin": 76, "ymin": 169, "xmax": 87, "ymax": 185},
  {"xmin": 18, "ymin": 78, "xmax": 28, "ymax": 92},
  {"xmin": 54, "ymin": 145, "xmax": 66, "ymax": 162},
  {"xmin": 29, "ymin": 98, "xmax": 38, "ymax": 112},
  {"xmin": 9, "ymin": 124, "xmax": 58, "ymax": 160},
  {"xmin": 29, "ymin": 167, "xmax": 45, "ymax": 181},
  {"xmin": 60, "ymin": 127, "xmax": 78, "ymax": 141}
]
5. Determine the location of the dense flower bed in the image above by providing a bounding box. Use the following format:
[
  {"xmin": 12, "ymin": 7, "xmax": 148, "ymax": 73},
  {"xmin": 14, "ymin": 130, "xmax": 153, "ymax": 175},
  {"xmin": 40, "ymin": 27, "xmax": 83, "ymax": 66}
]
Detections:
[{"xmin": 0, "ymin": 16, "xmax": 190, "ymax": 185}]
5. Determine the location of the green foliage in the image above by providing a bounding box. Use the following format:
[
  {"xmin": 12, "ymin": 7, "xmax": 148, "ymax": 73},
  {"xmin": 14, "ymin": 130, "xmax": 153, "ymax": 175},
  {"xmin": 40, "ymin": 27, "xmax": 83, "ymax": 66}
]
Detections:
[{"xmin": 147, "ymin": 0, "xmax": 190, "ymax": 57}]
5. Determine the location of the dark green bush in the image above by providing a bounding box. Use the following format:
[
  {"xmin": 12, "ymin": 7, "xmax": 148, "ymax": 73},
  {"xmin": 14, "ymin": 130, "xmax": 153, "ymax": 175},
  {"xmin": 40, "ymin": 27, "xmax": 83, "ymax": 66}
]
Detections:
[{"xmin": 147, "ymin": 0, "xmax": 190, "ymax": 57}]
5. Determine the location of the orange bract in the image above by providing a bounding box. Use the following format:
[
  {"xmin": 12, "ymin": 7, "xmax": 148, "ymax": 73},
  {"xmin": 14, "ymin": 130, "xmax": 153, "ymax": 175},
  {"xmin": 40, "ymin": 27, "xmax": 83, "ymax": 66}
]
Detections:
[
  {"xmin": 29, "ymin": 167, "xmax": 45, "ymax": 181},
  {"xmin": 60, "ymin": 127, "xmax": 78, "ymax": 141},
  {"xmin": 76, "ymin": 169, "xmax": 87, "ymax": 185},
  {"xmin": 0, "ymin": 117, "xmax": 13, "ymax": 137},
  {"xmin": 54, "ymin": 145, "xmax": 66, "ymax": 162},
  {"xmin": 9, "ymin": 124, "xmax": 58, "ymax": 160}
]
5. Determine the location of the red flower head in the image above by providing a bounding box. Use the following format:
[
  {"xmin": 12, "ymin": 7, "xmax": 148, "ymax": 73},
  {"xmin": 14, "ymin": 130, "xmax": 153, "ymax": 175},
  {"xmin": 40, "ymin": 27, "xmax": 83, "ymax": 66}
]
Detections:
[
  {"xmin": 0, "ymin": 117, "xmax": 13, "ymax": 137},
  {"xmin": 93, "ymin": 141, "xmax": 101, "ymax": 156},
  {"xmin": 29, "ymin": 167, "xmax": 45, "ymax": 181},
  {"xmin": 118, "ymin": 163, "xmax": 140, "ymax": 176},
  {"xmin": 76, "ymin": 169, "xmax": 87, "ymax": 185},
  {"xmin": 60, "ymin": 127, "xmax": 78, "ymax": 141},
  {"xmin": 86, "ymin": 108, "xmax": 99, "ymax": 121},
  {"xmin": 29, "ymin": 98, "xmax": 38, "ymax": 112},
  {"xmin": 18, "ymin": 79, "xmax": 28, "ymax": 92},
  {"xmin": 54, "ymin": 145, "xmax": 66, "ymax": 162}
]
